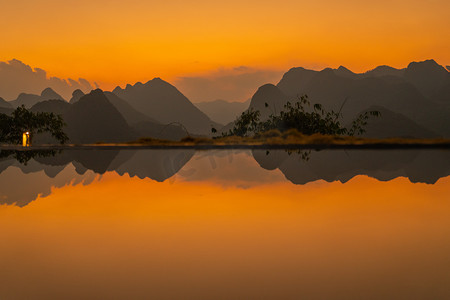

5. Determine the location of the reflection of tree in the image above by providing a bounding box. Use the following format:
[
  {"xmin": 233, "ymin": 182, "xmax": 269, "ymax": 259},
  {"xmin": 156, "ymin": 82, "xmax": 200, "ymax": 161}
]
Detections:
[
  {"xmin": 0, "ymin": 150, "xmax": 60, "ymax": 165},
  {"xmin": 265, "ymin": 149, "xmax": 312, "ymax": 162}
]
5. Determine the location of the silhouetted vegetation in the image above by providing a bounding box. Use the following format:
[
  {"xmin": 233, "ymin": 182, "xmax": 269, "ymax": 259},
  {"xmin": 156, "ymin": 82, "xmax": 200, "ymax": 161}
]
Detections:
[
  {"xmin": 0, "ymin": 105, "xmax": 68, "ymax": 144},
  {"xmin": 0, "ymin": 149, "xmax": 60, "ymax": 165},
  {"xmin": 224, "ymin": 95, "xmax": 380, "ymax": 137}
]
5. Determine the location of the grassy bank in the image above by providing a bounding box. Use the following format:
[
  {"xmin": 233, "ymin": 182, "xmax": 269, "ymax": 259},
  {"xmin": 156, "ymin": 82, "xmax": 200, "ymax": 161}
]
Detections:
[{"xmin": 129, "ymin": 129, "xmax": 450, "ymax": 147}]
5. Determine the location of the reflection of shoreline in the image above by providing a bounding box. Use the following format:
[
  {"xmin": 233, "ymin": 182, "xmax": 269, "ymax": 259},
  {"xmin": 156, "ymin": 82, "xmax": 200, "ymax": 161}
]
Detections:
[
  {"xmin": 0, "ymin": 149, "xmax": 195, "ymax": 207},
  {"xmin": 1, "ymin": 149, "xmax": 449, "ymax": 207},
  {"xmin": 253, "ymin": 149, "xmax": 450, "ymax": 185},
  {"xmin": 1, "ymin": 140, "xmax": 450, "ymax": 151}
]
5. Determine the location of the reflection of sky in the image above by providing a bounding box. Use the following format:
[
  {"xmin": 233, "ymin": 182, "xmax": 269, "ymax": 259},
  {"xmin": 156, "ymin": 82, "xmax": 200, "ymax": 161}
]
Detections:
[
  {"xmin": 0, "ymin": 164, "xmax": 98, "ymax": 207},
  {"xmin": 0, "ymin": 173, "xmax": 449, "ymax": 299},
  {"xmin": 1, "ymin": 149, "xmax": 450, "ymax": 207},
  {"xmin": 174, "ymin": 150, "xmax": 289, "ymax": 188}
]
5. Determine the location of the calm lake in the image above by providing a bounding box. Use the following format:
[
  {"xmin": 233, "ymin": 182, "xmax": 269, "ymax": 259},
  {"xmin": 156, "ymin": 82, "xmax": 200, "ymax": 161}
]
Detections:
[{"xmin": 1, "ymin": 149, "xmax": 449, "ymax": 299}]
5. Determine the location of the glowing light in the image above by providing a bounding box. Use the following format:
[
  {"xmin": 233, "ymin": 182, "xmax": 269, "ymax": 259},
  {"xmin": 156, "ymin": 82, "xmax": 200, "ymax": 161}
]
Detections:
[{"xmin": 22, "ymin": 132, "xmax": 30, "ymax": 147}]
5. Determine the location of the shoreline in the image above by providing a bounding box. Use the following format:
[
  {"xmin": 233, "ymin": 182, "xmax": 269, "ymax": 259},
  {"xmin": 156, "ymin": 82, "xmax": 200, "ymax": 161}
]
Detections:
[{"xmin": 1, "ymin": 142, "xmax": 450, "ymax": 150}]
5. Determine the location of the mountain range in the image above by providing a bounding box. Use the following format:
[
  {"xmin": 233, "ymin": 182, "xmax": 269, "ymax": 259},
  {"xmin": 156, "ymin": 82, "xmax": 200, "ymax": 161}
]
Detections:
[
  {"xmin": 32, "ymin": 89, "xmax": 190, "ymax": 143},
  {"xmin": 246, "ymin": 59, "xmax": 450, "ymax": 138},
  {"xmin": 8, "ymin": 87, "xmax": 64, "ymax": 108},
  {"xmin": 1, "ymin": 59, "xmax": 449, "ymax": 142},
  {"xmin": 112, "ymin": 78, "xmax": 219, "ymax": 135}
]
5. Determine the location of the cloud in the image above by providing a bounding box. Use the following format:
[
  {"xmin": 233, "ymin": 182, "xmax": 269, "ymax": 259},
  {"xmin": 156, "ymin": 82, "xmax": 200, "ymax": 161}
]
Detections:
[
  {"xmin": 173, "ymin": 66, "xmax": 284, "ymax": 103},
  {"xmin": 0, "ymin": 59, "xmax": 95, "ymax": 100}
]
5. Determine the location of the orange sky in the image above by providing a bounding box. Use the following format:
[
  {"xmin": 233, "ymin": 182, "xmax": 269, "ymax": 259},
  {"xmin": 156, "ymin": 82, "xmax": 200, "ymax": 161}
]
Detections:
[{"xmin": 1, "ymin": 0, "xmax": 449, "ymax": 89}]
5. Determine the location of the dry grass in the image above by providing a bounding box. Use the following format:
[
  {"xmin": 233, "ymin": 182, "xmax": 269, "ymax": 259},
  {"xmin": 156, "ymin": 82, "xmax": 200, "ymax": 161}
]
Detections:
[{"xmin": 127, "ymin": 130, "xmax": 450, "ymax": 146}]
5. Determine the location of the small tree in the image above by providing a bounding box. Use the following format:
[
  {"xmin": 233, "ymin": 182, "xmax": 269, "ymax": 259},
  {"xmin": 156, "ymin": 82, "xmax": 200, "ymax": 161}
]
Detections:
[
  {"xmin": 0, "ymin": 106, "xmax": 68, "ymax": 144},
  {"xmin": 225, "ymin": 95, "xmax": 380, "ymax": 137}
]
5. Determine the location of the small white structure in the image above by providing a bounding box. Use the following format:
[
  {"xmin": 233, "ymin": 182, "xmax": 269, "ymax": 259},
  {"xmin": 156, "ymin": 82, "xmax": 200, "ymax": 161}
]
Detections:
[{"xmin": 22, "ymin": 132, "xmax": 30, "ymax": 147}]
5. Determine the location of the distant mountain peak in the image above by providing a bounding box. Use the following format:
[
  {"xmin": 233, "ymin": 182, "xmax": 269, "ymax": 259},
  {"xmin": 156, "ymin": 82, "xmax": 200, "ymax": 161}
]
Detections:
[
  {"xmin": 41, "ymin": 87, "xmax": 64, "ymax": 101},
  {"xmin": 446, "ymin": 66, "xmax": 450, "ymax": 72},
  {"xmin": 112, "ymin": 78, "xmax": 218, "ymax": 135},
  {"xmin": 318, "ymin": 68, "xmax": 340, "ymax": 78},
  {"xmin": 255, "ymin": 83, "xmax": 280, "ymax": 94},
  {"xmin": 89, "ymin": 88, "xmax": 104, "ymax": 96},
  {"xmin": 145, "ymin": 77, "xmax": 171, "ymax": 87},
  {"xmin": 70, "ymin": 89, "xmax": 85, "ymax": 104},
  {"xmin": 407, "ymin": 59, "xmax": 441, "ymax": 70},
  {"xmin": 334, "ymin": 66, "xmax": 357, "ymax": 78},
  {"xmin": 363, "ymin": 65, "xmax": 405, "ymax": 78},
  {"xmin": 405, "ymin": 59, "xmax": 450, "ymax": 97},
  {"xmin": 337, "ymin": 66, "xmax": 352, "ymax": 72},
  {"xmin": 249, "ymin": 84, "xmax": 289, "ymax": 120},
  {"xmin": 0, "ymin": 96, "xmax": 12, "ymax": 109}
]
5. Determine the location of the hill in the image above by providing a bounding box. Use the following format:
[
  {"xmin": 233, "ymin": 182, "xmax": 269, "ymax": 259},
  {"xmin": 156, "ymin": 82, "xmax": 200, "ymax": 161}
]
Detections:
[
  {"xmin": 8, "ymin": 88, "xmax": 65, "ymax": 108},
  {"xmin": 0, "ymin": 97, "xmax": 12, "ymax": 109},
  {"xmin": 266, "ymin": 59, "xmax": 450, "ymax": 137},
  {"xmin": 62, "ymin": 89, "xmax": 135, "ymax": 143},
  {"xmin": 29, "ymin": 90, "xmax": 135, "ymax": 143},
  {"xmin": 29, "ymin": 89, "xmax": 188, "ymax": 143},
  {"xmin": 351, "ymin": 106, "xmax": 438, "ymax": 139},
  {"xmin": 112, "ymin": 78, "xmax": 219, "ymax": 135}
]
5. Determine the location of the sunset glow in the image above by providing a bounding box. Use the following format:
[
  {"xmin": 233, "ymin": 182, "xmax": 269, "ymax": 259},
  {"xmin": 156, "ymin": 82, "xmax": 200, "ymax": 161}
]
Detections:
[
  {"xmin": 1, "ymin": 173, "xmax": 449, "ymax": 298},
  {"xmin": 1, "ymin": 0, "xmax": 449, "ymax": 89}
]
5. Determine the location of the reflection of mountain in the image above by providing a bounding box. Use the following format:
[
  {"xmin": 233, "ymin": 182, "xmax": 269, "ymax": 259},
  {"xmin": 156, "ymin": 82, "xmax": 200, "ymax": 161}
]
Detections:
[
  {"xmin": 2, "ymin": 148, "xmax": 450, "ymax": 209},
  {"xmin": 252, "ymin": 149, "xmax": 450, "ymax": 185},
  {"xmin": 0, "ymin": 149, "xmax": 195, "ymax": 206},
  {"xmin": 0, "ymin": 160, "xmax": 97, "ymax": 207},
  {"xmin": 113, "ymin": 150, "xmax": 195, "ymax": 182}
]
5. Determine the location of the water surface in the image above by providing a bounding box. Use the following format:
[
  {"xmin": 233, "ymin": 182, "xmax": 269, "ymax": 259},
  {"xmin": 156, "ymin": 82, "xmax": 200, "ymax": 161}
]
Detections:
[{"xmin": 0, "ymin": 149, "xmax": 449, "ymax": 299}]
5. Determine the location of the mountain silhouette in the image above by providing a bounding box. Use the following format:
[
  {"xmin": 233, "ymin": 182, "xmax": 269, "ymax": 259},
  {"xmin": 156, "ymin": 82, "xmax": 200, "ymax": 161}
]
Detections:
[
  {"xmin": 30, "ymin": 89, "xmax": 188, "ymax": 143},
  {"xmin": 362, "ymin": 65, "xmax": 405, "ymax": 78},
  {"xmin": 63, "ymin": 89, "xmax": 135, "ymax": 143},
  {"xmin": 194, "ymin": 99, "xmax": 250, "ymax": 125},
  {"xmin": 69, "ymin": 89, "xmax": 161, "ymax": 126},
  {"xmin": 31, "ymin": 99, "xmax": 71, "ymax": 115},
  {"xmin": 0, "ymin": 97, "xmax": 12, "ymax": 109},
  {"xmin": 404, "ymin": 59, "xmax": 450, "ymax": 99},
  {"xmin": 104, "ymin": 91, "xmax": 157, "ymax": 125},
  {"xmin": 352, "ymin": 106, "xmax": 437, "ymax": 138},
  {"xmin": 8, "ymin": 87, "xmax": 65, "ymax": 108},
  {"xmin": 249, "ymin": 84, "xmax": 290, "ymax": 120},
  {"xmin": 262, "ymin": 59, "xmax": 450, "ymax": 137},
  {"xmin": 113, "ymin": 78, "xmax": 219, "ymax": 135},
  {"xmin": 69, "ymin": 89, "xmax": 85, "ymax": 104},
  {"xmin": 41, "ymin": 87, "xmax": 64, "ymax": 101},
  {"xmin": 30, "ymin": 89, "xmax": 136, "ymax": 143}
]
